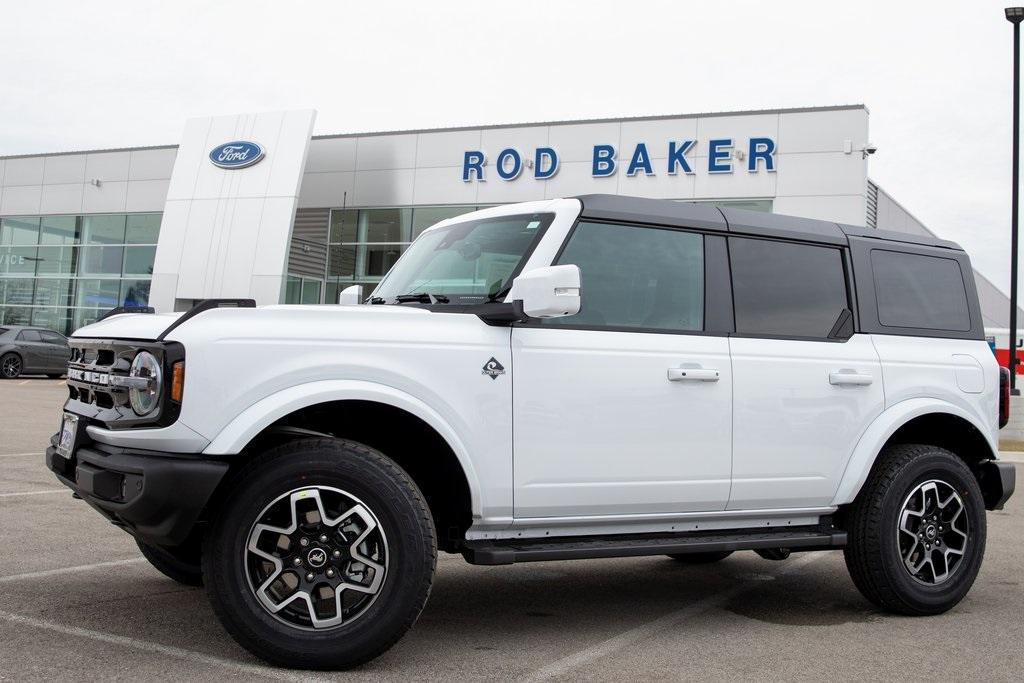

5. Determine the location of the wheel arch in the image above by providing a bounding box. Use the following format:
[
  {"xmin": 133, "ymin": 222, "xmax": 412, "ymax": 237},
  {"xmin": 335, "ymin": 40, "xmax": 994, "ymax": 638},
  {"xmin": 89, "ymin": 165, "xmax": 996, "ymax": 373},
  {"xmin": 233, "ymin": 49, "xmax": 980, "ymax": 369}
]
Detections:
[
  {"xmin": 203, "ymin": 380, "xmax": 481, "ymax": 548},
  {"xmin": 832, "ymin": 398, "xmax": 999, "ymax": 508}
]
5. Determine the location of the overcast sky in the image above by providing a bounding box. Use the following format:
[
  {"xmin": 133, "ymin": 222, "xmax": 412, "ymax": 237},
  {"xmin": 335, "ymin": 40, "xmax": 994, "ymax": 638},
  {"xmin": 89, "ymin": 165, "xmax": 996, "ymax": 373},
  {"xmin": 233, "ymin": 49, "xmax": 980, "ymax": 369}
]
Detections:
[{"xmin": 1, "ymin": 0, "xmax": 1019, "ymax": 296}]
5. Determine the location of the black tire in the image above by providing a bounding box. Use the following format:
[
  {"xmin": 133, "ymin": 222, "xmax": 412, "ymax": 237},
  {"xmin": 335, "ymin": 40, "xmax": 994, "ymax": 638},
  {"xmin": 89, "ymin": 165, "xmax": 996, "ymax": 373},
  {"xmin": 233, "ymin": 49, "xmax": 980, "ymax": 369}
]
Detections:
[
  {"xmin": 202, "ymin": 438, "xmax": 436, "ymax": 670},
  {"xmin": 0, "ymin": 353, "xmax": 22, "ymax": 379},
  {"xmin": 844, "ymin": 444, "xmax": 986, "ymax": 616},
  {"xmin": 667, "ymin": 551, "xmax": 734, "ymax": 564},
  {"xmin": 136, "ymin": 538, "xmax": 203, "ymax": 586}
]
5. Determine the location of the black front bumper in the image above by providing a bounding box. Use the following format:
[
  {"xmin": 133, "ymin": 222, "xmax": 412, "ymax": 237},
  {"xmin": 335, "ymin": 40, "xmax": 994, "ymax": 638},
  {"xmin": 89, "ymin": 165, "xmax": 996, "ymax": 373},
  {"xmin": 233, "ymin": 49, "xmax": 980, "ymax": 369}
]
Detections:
[{"xmin": 46, "ymin": 435, "xmax": 229, "ymax": 547}]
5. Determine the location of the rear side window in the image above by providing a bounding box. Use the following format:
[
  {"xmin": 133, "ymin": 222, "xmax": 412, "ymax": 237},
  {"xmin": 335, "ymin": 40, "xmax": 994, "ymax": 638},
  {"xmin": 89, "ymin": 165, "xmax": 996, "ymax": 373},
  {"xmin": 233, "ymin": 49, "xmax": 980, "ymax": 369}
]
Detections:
[
  {"xmin": 40, "ymin": 331, "xmax": 66, "ymax": 345},
  {"xmin": 17, "ymin": 329, "xmax": 42, "ymax": 342},
  {"xmin": 730, "ymin": 237, "xmax": 850, "ymax": 339},
  {"xmin": 0, "ymin": 327, "xmax": 8, "ymax": 336},
  {"xmin": 870, "ymin": 250, "xmax": 970, "ymax": 331}
]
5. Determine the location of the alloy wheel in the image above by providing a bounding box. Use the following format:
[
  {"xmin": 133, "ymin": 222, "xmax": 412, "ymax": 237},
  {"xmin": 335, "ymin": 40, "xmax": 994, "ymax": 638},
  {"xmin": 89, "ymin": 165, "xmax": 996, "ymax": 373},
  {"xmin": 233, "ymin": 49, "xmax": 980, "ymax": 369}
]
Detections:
[
  {"xmin": 245, "ymin": 485, "xmax": 388, "ymax": 630},
  {"xmin": 1, "ymin": 355, "xmax": 21, "ymax": 378},
  {"xmin": 897, "ymin": 479, "xmax": 970, "ymax": 585}
]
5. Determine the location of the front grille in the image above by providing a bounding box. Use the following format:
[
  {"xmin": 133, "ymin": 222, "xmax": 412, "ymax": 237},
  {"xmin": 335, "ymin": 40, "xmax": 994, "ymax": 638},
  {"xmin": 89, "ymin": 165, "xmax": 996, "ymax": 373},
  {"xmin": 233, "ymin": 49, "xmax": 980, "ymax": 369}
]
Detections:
[{"xmin": 63, "ymin": 339, "xmax": 183, "ymax": 430}]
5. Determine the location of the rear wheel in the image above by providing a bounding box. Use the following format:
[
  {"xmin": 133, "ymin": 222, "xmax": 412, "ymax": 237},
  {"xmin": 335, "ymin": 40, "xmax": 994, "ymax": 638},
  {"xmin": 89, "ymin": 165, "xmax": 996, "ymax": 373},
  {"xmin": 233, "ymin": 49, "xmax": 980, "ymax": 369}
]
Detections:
[
  {"xmin": 136, "ymin": 538, "xmax": 203, "ymax": 586},
  {"xmin": 667, "ymin": 551, "xmax": 733, "ymax": 564},
  {"xmin": 203, "ymin": 438, "xmax": 436, "ymax": 669},
  {"xmin": 844, "ymin": 444, "xmax": 986, "ymax": 615},
  {"xmin": 0, "ymin": 353, "xmax": 22, "ymax": 379}
]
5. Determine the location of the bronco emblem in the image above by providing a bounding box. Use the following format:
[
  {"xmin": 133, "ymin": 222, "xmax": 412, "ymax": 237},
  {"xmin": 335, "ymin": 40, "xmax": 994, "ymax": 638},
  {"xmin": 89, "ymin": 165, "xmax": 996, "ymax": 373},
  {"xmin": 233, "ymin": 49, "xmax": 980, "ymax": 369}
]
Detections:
[{"xmin": 482, "ymin": 357, "xmax": 505, "ymax": 379}]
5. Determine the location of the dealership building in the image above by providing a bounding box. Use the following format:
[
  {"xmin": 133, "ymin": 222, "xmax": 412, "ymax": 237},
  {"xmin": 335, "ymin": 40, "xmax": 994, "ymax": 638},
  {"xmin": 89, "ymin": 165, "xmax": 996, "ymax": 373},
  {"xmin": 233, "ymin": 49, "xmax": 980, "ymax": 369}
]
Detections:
[{"xmin": 0, "ymin": 104, "xmax": 1019, "ymax": 345}]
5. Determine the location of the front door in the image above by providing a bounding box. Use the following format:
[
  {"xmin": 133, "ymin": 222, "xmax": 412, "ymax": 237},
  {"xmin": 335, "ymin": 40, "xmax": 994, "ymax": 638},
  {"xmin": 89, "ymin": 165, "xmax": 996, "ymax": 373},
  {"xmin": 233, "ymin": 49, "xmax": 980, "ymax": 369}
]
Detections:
[{"xmin": 512, "ymin": 220, "xmax": 732, "ymax": 519}]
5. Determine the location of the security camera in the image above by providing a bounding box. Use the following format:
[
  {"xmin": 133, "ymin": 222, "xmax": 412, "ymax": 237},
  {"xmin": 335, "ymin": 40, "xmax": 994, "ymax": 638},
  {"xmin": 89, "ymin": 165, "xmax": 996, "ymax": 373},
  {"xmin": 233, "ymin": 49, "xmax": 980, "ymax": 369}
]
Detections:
[{"xmin": 864, "ymin": 143, "xmax": 878, "ymax": 156}]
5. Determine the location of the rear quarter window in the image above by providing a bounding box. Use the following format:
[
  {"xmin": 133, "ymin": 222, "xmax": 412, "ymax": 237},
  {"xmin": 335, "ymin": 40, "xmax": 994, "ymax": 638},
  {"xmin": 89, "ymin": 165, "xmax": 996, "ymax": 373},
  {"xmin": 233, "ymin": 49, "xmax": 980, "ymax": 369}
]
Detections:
[{"xmin": 870, "ymin": 250, "xmax": 970, "ymax": 331}]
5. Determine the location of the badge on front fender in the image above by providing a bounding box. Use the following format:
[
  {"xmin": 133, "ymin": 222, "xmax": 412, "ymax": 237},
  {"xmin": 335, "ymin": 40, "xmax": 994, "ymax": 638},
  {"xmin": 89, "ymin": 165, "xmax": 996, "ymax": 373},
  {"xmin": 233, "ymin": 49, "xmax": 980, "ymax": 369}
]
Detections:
[{"xmin": 482, "ymin": 358, "xmax": 505, "ymax": 380}]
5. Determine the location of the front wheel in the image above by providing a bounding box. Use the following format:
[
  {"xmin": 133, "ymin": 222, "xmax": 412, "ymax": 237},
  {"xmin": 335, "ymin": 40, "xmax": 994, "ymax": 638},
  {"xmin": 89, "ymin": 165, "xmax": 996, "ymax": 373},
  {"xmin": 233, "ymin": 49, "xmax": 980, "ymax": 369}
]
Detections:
[
  {"xmin": 202, "ymin": 438, "xmax": 436, "ymax": 669},
  {"xmin": 844, "ymin": 444, "xmax": 986, "ymax": 615},
  {"xmin": 0, "ymin": 353, "xmax": 22, "ymax": 379}
]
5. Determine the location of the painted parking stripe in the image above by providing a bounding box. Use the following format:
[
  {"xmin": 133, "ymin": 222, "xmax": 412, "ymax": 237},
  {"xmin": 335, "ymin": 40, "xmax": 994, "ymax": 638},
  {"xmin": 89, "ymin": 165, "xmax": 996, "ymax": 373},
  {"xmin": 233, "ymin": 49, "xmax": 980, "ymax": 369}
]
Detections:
[
  {"xmin": 0, "ymin": 452, "xmax": 40, "ymax": 458},
  {"xmin": 522, "ymin": 552, "xmax": 823, "ymax": 682},
  {"xmin": 0, "ymin": 558, "xmax": 147, "ymax": 584},
  {"xmin": 0, "ymin": 489, "xmax": 67, "ymax": 498},
  {"xmin": 0, "ymin": 609, "xmax": 319, "ymax": 682}
]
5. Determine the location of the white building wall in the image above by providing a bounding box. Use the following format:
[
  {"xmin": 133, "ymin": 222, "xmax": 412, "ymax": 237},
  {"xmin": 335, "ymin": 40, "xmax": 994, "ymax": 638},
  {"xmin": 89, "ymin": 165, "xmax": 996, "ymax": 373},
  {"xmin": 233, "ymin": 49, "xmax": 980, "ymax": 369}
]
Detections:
[
  {"xmin": 297, "ymin": 106, "xmax": 871, "ymax": 226},
  {"xmin": 149, "ymin": 109, "xmax": 316, "ymax": 311},
  {"xmin": 0, "ymin": 147, "xmax": 175, "ymax": 216}
]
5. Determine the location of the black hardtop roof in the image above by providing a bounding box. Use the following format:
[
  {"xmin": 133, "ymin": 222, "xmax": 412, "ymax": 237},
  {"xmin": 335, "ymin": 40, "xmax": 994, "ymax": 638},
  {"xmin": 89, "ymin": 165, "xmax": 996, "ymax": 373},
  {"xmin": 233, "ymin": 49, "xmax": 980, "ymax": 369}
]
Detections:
[{"xmin": 573, "ymin": 194, "xmax": 962, "ymax": 251}]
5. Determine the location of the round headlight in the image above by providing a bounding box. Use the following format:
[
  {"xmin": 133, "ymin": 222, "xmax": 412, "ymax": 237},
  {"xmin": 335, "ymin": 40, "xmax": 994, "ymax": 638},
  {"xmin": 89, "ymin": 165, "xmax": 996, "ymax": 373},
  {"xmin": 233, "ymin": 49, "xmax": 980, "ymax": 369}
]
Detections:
[{"xmin": 129, "ymin": 351, "xmax": 162, "ymax": 416}]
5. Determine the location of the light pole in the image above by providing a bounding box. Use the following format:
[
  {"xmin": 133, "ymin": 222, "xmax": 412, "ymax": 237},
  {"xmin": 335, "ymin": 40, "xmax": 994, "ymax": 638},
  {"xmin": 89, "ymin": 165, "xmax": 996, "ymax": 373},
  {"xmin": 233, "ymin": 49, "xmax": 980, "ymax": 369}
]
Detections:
[{"xmin": 1007, "ymin": 7, "xmax": 1024, "ymax": 394}]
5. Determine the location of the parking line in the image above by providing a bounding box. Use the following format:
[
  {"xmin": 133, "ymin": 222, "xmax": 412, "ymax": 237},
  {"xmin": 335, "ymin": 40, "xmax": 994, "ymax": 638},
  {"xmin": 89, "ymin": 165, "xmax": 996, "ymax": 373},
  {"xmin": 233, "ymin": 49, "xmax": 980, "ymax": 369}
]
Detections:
[
  {"xmin": 0, "ymin": 609, "xmax": 318, "ymax": 682},
  {"xmin": 0, "ymin": 452, "xmax": 39, "ymax": 458},
  {"xmin": 0, "ymin": 489, "xmax": 67, "ymax": 498},
  {"xmin": 0, "ymin": 558, "xmax": 147, "ymax": 584},
  {"xmin": 521, "ymin": 552, "xmax": 824, "ymax": 682}
]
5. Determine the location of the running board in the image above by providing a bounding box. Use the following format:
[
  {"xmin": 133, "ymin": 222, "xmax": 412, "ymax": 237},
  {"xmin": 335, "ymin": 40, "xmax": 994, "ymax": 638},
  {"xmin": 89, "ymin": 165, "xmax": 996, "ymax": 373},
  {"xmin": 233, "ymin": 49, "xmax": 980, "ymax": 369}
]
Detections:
[{"xmin": 461, "ymin": 526, "xmax": 847, "ymax": 565}]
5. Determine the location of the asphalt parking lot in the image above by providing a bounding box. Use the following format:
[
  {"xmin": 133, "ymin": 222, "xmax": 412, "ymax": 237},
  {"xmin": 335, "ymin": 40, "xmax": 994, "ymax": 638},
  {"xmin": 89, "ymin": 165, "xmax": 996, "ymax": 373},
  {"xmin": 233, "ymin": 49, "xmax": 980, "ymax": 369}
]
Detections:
[{"xmin": 1, "ymin": 379, "xmax": 1022, "ymax": 681}]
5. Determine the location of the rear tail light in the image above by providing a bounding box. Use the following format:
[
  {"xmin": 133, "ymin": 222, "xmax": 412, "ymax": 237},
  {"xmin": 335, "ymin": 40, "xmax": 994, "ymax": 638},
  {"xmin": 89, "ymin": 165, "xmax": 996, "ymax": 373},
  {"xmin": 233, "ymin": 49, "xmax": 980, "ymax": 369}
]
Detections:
[
  {"xmin": 171, "ymin": 361, "xmax": 185, "ymax": 403},
  {"xmin": 999, "ymin": 366, "xmax": 1011, "ymax": 429}
]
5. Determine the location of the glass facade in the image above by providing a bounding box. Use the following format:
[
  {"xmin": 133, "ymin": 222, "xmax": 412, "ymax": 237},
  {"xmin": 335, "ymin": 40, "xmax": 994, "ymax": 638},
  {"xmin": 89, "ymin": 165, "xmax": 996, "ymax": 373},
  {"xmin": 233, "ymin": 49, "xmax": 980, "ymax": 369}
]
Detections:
[{"xmin": 0, "ymin": 213, "xmax": 161, "ymax": 334}]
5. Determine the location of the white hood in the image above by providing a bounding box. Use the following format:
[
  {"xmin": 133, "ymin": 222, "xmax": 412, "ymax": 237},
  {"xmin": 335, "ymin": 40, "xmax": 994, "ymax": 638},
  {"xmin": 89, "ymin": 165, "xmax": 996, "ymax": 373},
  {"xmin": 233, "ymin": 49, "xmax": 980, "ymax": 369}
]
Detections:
[{"xmin": 72, "ymin": 312, "xmax": 184, "ymax": 341}]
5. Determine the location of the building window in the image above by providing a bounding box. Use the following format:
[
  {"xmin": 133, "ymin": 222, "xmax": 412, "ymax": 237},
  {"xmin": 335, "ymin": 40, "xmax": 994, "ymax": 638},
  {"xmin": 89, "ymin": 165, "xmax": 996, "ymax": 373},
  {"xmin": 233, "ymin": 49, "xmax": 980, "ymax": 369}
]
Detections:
[
  {"xmin": 0, "ymin": 212, "xmax": 161, "ymax": 334},
  {"xmin": 324, "ymin": 205, "xmax": 484, "ymax": 302}
]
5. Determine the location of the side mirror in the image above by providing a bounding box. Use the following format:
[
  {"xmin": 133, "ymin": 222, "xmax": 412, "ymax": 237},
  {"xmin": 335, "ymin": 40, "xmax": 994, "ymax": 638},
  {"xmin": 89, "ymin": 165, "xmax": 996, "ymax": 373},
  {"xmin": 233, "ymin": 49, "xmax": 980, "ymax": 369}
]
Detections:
[
  {"xmin": 506, "ymin": 264, "xmax": 581, "ymax": 319},
  {"xmin": 338, "ymin": 285, "xmax": 364, "ymax": 305}
]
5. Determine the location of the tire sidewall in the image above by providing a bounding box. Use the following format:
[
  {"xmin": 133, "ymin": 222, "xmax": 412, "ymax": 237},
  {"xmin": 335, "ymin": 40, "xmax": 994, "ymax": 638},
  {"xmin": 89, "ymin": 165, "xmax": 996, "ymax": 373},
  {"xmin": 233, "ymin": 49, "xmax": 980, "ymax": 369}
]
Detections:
[
  {"xmin": 877, "ymin": 452, "xmax": 987, "ymax": 612},
  {"xmin": 1, "ymin": 353, "xmax": 21, "ymax": 379},
  {"xmin": 205, "ymin": 441, "xmax": 435, "ymax": 667}
]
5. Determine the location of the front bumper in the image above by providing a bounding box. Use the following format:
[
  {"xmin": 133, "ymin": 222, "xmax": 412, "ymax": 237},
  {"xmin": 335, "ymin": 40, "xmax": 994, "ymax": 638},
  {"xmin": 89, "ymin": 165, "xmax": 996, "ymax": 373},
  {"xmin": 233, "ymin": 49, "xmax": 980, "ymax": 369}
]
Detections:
[{"xmin": 46, "ymin": 433, "xmax": 228, "ymax": 547}]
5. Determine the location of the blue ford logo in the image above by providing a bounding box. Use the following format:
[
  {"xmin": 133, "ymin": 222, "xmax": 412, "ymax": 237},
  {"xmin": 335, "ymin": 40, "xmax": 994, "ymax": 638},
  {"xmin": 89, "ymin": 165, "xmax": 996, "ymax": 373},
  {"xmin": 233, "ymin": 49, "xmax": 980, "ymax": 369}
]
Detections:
[{"xmin": 209, "ymin": 141, "xmax": 265, "ymax": 169}]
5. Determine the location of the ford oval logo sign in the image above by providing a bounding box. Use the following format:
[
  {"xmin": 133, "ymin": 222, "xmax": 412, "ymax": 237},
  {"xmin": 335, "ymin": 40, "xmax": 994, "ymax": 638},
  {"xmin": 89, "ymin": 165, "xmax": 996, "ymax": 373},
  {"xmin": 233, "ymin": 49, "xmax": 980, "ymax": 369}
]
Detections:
[{"xmin": 209, "ymin": 141, "xmax": 265, "ymax": 169}]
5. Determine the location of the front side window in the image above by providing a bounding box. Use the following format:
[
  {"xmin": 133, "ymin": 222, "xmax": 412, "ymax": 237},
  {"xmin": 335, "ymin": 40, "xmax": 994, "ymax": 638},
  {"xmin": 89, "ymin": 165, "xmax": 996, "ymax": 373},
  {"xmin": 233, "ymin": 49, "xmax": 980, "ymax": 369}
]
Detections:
[
  {"xmin": 17, "ymin": 329, "xmax": 42, "ymax": 342},
  {"xmin": 547, "ymin": 221, "xmax": 705, "ymax": 332},
  {"xmin": 730, "ymin": 237, "xmax": 849, "ymax": 339},
  {"xmin": 372, "ymin": 214, "xmax": 553, "ymax": 303},
  {"xmin": 871, "ymin": 250, "xmax": 970, "ymax": 332}
]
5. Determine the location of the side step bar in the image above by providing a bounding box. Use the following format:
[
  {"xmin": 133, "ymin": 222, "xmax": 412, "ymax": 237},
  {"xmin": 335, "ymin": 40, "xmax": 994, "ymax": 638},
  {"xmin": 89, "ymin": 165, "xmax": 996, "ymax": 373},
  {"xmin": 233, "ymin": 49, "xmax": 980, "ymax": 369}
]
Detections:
[{"xmin": 462, "ymin": 526, "xmax": 847, "ymax": 566}]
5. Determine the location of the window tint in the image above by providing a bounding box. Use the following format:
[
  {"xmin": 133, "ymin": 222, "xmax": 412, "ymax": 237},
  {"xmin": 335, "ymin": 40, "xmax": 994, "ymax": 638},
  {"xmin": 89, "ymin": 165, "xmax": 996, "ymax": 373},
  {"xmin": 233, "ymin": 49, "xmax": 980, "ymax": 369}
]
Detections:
[
  {"xmin": 871, "ymin": 250, "xmax": 970, "ymax": 331},
  {"xmin": 548, "ymin": 222, "xmax": 704, "ymax": 331},
  {"xmin": 730, "ymin": 237, "xmax": 849, "ymax": 338},
  {"xmin": 40, "ymin": 331, "xmax": 66, "ymax": 345},
  {"xmin": 17, "ymin": 329, "xmax": 42, "ymax": 342}
]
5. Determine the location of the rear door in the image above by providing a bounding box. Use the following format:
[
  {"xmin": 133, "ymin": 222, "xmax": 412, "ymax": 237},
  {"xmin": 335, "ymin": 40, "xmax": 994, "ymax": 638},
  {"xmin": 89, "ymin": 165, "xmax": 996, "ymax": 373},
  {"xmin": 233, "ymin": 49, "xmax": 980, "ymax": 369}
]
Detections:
[
  {"xmin": 727, "ymin": 236, "xmax": 884, "ymax": 510},
  {"xmin": 512, "ymin": 220, "xmax": 734, "ymax": 519},
  {"xmin": 40, "ymin": 331, "xmax": 71, "ymax": 371},
  {"xmin": 15, "ymin": 329, "xmax": 48, "ymax": 371}
]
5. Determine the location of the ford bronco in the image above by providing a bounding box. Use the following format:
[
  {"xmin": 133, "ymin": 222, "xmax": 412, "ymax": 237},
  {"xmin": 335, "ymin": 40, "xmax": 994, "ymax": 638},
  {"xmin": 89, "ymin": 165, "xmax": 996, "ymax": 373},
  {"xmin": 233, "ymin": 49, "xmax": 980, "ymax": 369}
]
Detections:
[{"xmin": 46, "ymin": 195, "xmax": 1015, "ymax": 668}]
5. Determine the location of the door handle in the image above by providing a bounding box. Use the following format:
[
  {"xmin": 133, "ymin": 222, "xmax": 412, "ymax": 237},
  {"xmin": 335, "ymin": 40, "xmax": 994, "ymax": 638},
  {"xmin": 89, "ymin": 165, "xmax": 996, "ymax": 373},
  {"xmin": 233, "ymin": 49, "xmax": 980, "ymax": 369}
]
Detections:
[
  {"xmin": 829, "ymin": 370, "xmax": 873, "ymax": 386},
  {"xmin": 667, "ymin": 367, "xmax": 720, "ymax": 382}
]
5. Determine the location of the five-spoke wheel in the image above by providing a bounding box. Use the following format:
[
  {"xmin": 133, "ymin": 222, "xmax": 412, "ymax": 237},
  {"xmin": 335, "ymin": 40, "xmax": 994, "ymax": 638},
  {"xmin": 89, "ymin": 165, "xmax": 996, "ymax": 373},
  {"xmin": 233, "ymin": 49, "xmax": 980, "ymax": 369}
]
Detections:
[
  {"xmin": 203, "ymin": 438, "xmax": 436, "ymax": 670},
  {"xmin": 246, "ymin": 486, "xmax": 388, "ymax": 630},
  {"xmin": 897, "ymin": 479, "xmax": 969, "ymax": 585},
  {"xmin": 845, "ymin": 444, "xmax": 986, "ymax": 615}
]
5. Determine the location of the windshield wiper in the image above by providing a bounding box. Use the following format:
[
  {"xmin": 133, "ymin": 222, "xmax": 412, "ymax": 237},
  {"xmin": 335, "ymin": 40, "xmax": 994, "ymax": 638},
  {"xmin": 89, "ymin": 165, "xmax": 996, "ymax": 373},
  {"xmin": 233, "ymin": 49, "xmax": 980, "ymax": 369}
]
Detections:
[{"xmin": 394, "ymin": 293, "xmax": 450, "ymax": 304}]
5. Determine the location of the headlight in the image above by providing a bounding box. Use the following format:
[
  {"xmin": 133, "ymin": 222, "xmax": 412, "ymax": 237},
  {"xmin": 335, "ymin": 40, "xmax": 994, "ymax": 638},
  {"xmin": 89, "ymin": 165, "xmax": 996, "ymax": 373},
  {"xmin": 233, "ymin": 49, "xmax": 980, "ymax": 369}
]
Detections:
[{"xmin": 128, "ymin": 351, "xmax": 162, "ymax": 415}]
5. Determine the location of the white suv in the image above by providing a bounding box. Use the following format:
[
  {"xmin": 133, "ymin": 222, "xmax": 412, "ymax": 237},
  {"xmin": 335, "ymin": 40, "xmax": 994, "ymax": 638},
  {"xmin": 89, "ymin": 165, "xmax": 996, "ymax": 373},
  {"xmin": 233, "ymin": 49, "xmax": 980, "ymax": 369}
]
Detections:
[{"xmin": 47, "ymin": 195, "xmax": 1015, "ymax": 669}]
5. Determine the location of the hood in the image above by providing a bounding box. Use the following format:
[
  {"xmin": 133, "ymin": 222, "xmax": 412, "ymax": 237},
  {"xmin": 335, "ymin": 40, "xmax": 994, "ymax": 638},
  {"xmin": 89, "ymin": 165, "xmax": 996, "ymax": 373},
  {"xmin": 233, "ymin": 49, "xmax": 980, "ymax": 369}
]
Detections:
[
  {"xmin": 70, "ymin": 304, "xmax": 441, "ymax": 344},
  {"xmin": 73, "ymin": 312, "xmax": 184, "ymax": 341}
]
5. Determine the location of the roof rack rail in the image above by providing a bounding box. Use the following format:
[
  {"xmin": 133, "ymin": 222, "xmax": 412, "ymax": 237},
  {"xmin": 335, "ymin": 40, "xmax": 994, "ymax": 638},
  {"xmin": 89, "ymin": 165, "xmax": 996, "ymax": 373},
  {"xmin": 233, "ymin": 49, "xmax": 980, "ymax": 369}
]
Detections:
[
  {"xmin": 95, "ymin": 305, "xmax": 155, "ymax": 322},
  {"xmin": 156, "ymin": 298, "xmax": 256, "ymax": 341}
]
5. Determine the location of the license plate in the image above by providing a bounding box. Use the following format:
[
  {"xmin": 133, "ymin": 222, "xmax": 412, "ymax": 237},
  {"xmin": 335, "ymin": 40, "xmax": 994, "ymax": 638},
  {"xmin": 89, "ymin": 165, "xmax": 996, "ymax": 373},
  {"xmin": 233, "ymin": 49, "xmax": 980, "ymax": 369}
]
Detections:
[{"xmin": 56, "ymin": 413, "xmax": 79, "ymax": 459}]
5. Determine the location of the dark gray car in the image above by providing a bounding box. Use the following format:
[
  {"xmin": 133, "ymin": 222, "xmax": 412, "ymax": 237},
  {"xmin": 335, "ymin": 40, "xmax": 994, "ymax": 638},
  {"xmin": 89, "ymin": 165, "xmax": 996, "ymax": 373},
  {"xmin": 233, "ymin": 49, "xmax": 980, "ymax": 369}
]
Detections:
[{"xmin": 0, "ymin": 326, "xmax": 71, "ymax": 379}]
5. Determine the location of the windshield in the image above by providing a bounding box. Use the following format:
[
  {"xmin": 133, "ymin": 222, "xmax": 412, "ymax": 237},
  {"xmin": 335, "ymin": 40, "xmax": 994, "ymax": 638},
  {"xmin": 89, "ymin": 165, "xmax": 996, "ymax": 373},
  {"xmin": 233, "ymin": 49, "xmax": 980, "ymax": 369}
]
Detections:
[{"xmin": 372, "ymin": 213, "xmax": 554, "ymax": 303}]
